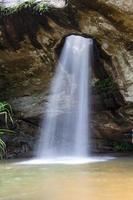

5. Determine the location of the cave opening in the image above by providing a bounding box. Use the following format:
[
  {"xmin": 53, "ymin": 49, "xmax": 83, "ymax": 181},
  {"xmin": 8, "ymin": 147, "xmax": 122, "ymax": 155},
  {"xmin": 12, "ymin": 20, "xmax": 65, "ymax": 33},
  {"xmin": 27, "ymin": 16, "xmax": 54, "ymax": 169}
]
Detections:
[
  {"xmin": 55, "ymin": 33, "xmax": 125, "ymax": 113},
  {"xmin": 55, "ymin": 33, "xmax": 109, "ymax": 79}
]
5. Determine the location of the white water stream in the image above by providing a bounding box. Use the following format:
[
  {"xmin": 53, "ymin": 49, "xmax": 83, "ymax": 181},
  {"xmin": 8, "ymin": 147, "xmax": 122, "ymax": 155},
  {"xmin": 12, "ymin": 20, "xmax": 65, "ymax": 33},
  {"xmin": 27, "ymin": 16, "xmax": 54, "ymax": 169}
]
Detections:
[{"xmin": 36, "ymin": 35, "xmax": 93, "ymax": 160}]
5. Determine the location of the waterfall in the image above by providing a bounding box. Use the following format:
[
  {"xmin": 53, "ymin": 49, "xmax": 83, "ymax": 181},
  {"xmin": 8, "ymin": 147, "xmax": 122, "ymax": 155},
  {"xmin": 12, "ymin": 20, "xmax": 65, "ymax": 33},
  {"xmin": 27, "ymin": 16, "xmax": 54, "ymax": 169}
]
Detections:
[{"xmin": 36, "ymin": 35, "xmax": 93, "ymax": 159}]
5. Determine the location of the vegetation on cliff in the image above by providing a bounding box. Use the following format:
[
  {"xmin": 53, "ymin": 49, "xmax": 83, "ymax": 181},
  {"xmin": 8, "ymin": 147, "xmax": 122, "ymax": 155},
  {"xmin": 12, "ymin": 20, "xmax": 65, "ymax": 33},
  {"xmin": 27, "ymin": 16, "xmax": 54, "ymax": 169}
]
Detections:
[
  {"xmin": 0, "ymin": 101, "xmax": 14, "ymax": 159},
  {"xmin": 95, "ymin": 76, "xmax": 117, "ymax": 94},
  {"xmin": 0, "ymin": 0, "xmax": 48, "ymax": 17}
]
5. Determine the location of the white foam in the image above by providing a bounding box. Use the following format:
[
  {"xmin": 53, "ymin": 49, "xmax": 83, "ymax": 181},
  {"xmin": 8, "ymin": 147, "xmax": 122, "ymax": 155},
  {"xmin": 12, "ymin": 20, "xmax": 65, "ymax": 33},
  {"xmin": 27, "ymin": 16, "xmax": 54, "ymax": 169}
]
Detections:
[{"xmin": 17, "ymin": 156, "xmax": 115, "ymax": 165}]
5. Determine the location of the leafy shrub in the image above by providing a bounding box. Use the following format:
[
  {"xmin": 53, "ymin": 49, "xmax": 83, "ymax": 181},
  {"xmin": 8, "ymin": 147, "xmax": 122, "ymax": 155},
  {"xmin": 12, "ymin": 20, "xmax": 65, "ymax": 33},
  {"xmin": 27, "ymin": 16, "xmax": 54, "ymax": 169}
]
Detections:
[
  {"xmin": 95, "ymin": 76, "xmax": 117, "ymax": 94},
  {"xmin": 0, "ymin": 101, "xmax": 13, "ymax": 127},
  {"xmin": 113, "ymin": 141, "xmax": 133, "ymax": 152},
  {"xmin": 0, "ymin": 136, "xmax": 6, "ymax": 159},
  {"xmin": 0, "ymin": 101, "xmax": 14, "ymax": 159},
  {"xmin": 0, "ymin": 0, "xmax": 48, "ymax": 17}
]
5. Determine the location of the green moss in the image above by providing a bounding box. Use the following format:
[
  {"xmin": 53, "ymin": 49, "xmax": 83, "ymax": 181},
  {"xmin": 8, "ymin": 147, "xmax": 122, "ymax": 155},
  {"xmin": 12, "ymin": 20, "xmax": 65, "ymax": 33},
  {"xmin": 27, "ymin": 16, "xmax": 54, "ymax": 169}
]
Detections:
[
  {"xmin": 0, "ymin": 101, "xmax": 15, "ymax": 159},
  {"xmin": 95, "ymin": 76, "xmax": 117, "ymax": 94},
  {"xmin": 0, "ymin": 0, "xmax": 48, "ymax": 17},
  {"xmin": 113, "ymin": 141, "xmax": 133, "ymax": 152}
]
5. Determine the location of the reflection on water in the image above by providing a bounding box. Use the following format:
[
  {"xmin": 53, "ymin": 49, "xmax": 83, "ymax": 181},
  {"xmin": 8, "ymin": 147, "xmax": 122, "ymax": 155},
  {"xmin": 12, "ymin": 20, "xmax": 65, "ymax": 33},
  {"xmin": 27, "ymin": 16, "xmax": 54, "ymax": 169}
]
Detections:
[{"xmin": 0, "ymin": 157, "xmax": 133, "ymax": 200}]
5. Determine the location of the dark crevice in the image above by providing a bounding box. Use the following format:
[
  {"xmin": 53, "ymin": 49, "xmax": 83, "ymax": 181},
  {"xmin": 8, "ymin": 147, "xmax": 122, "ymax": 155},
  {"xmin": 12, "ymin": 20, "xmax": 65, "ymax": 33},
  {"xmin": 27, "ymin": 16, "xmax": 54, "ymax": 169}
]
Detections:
[{"xmin": 19, "ymin": 118, "xmax": 40, "ymax": 127}]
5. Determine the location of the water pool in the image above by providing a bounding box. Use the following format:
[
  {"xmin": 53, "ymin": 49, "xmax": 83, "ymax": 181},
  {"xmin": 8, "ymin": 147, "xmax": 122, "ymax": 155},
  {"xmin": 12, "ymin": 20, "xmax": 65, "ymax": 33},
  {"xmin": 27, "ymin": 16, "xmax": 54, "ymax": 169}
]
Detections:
[{"xmin": 0, "ymin": 157, "xmax": 133, "ymax": 200}]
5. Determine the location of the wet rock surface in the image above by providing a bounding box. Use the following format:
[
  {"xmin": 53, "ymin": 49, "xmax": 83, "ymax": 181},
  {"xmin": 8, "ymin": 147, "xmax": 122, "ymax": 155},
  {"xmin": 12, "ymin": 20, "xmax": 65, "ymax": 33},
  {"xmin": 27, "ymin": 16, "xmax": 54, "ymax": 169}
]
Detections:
[{"xmin": 0, "ymin": 0, "xmax": 133, "ymax": 157}]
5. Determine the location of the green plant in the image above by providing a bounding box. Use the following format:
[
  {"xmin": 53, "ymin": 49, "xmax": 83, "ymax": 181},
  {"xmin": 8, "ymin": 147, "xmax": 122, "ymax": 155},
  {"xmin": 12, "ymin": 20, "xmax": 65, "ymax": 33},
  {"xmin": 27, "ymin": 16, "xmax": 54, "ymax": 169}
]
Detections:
[
  {"xmin": 35, "ymin": 2, "xmax": 48, "ymax": 14},
  {"xmin": 95, "ymin": 76, "xmax": 117, "ymax": 94},
  {"xmin": 0, "ymin": 129, "xmax": 15, "ymax": 159},
  {"xmin": 0, "ymin": 101, "xmax": 13, "ymax": 128},
  {"xmin": 0, "ymin": 101, "xmax": 15, "ymax": 159},
  {"xmin": 0, "ymin": 136, "xmax": 6, "ymax": 159},
  {"xmin": 0, "ymin": 0, "xmax": 48, "ymax": 17},
  {"xmin": 113, "ymin": 141, "xmax": 133, "ymax": 152}
]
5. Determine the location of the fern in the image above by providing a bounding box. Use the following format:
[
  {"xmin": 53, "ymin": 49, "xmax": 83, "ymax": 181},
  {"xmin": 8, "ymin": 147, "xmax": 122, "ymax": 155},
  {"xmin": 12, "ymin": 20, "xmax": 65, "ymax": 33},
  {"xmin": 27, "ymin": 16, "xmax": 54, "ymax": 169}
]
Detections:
[
  {"xmin": 0, "ymin": 0, "xmax": 48, "ymax": 17},
  {"xmin": 0, "ymin": 137, "xmax": 6, "ymax": 159},
  {"xmin": 0, "ymin": 101, "xmax": 15, "ymax": 159}
]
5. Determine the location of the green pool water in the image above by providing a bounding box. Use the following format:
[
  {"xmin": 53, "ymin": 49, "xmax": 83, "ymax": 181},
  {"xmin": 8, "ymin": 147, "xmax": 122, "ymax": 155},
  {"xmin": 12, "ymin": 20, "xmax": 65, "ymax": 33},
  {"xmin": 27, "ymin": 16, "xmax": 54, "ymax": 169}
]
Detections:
[{"xmin": 0, "ymin": 157, "xmax": 133, "ymax": 200}]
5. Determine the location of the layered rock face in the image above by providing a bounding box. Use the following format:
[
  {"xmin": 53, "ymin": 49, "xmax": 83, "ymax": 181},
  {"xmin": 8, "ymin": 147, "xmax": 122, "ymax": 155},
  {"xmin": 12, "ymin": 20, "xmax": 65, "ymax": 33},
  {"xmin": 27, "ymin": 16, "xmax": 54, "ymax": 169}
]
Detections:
[{"xmin": 0, "ymin": 0, "xmax": 133, "ymax": 156}]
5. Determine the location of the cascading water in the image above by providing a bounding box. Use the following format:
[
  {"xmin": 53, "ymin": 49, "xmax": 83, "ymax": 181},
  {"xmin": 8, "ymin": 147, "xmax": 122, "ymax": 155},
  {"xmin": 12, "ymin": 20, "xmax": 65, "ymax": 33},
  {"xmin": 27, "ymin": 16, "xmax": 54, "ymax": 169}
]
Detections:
[
  {"xmin": 19, "ymin": 35, "xmax": 114, "ymax": 165},
  {"xmin": 36, "ymin": 35, "xmax": 93, "ymax": 159}
]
